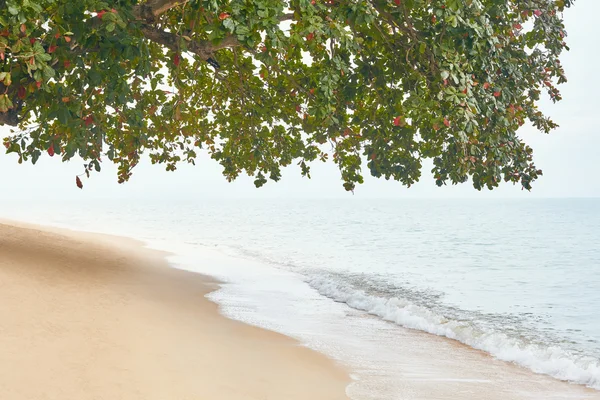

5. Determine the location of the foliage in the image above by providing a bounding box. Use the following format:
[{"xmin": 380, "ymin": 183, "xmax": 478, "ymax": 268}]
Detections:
[{"xmin": 0, "ymin": 0, "xmax": 574, "ymax": 190}]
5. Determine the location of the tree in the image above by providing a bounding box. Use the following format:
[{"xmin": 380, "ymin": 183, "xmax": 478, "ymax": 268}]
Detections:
[{"xmin": 0, "ymin": 0, "xmax": 573, "ymax": 190}]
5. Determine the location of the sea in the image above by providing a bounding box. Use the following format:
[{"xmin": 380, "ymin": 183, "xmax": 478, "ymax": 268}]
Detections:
[{"xmin": 1, "ymin": 198, "xmax": 599, "ymax": 398}]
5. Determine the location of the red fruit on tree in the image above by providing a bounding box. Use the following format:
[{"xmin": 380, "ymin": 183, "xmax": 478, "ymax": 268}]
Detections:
[{"xmin": 48, "ymin": 145, "xmax": 55, "ymax": 157}]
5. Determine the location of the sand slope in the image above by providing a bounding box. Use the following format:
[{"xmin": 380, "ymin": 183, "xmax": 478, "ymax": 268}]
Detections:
[{"xmin": 0, "ymin": 222, "xmax": 349, "ymax": 400}]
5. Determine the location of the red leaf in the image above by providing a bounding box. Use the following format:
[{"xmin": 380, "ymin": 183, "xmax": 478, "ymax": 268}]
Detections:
[
  {"xmin": 20, "ymin": 24, "xmax": 26, "ymax": 34},
  {"xmin": 54, "ymin": 32, "xmax": 61, "ymax": 39},
  {"xmin": 431, "ymin": 15, "xmax": 437, "ymax": 23},
  {"xmin": 309, "ymin": 88, "xmax": 315, "ymax": 95},
  {"xmin": 534, "ymin": 9, "xmax": 542, "ymax": 17},
  {"xmin": 3, "ymin": 141, "xmax": 9, "ymax": 149},
  {"xmin": 76, "ymin": 176, "xmax": 83, "ymax": 189},
  {"xmin": 483, "ymin": 82, "xmax": 490, "ymax": 90},
  {"xmin": 64, "ymin": 60, "xmax": 71, "ymax": 68},
  {"xmin": 306, "ymin": 32, "xmax": 315, "ymax": 41},
  {"xmin": 370, "ymin": 153, "xmax": 376, "ymax": 160},
  {"xmin": 97, "ymin": 10, "xmax": 107, "ymax": 19},
  {"xmin": 47, "ymin": 145, "xmax": 55, "ymax": 157},
  {"xmin": 64, "ymin": 36, "xmax": 71, "ymax": 43},
  {"xmin": 493, "ymin": 91, "xmax": 501, "ymax": 97},
  {"xmin": 17, "ymin": 86, "xmax": 26, "ymax": 100},
  {"xmin": 219, "ymin": 12, "xmax": 230, "ymax": 20},
  {"xmin": 393, "ymin": 116, "xmax": 403, "ymax": 126},
  {"xmin": 84, "ymin": 116, "xmax": 94, "ymax": 126},
  {"xmin": 48, "ymin": 44, "xmax": 57, "ymax": 53},
  {"xmin": 311, "ymin": 0, "xmax": 316, "ymax": 4},
  {"xmin": 29, "ymin": 38, "xmax": 36, "ymax": 45},
  {"xmin": 443, "ymin": 118, "xmax": 450, "ymax": 127},
  {"xmin": 296, "ymin": 105, "xmax": 301, "ymax": 113},
  {"xmin": 433, "ymin": 123, "xmax": 440, "ymax": 131},
  {"xmin": 36, "ymin": 81, "xmax": 42, "ymax": 89},
  {"xmin": 173, "ymin": 54, "xmax": 180, "ymax": 67},
  {"xmin": 0, "ymin": 52, "xmax": 4, "ymax": 61},
  {"xmin": 394, "ymin": 0, "xmax": 401, "ymax": 5},
  {"xmin": 513, "ymin": 23, "xmax": 522, "ymax": 30}
]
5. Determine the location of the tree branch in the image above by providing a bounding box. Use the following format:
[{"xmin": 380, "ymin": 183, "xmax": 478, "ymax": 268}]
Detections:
[
  {"xmin": 279, "ymin": 13, "xmax": 295, "ymax": 21},
  {"xmin": 139, "ymin": 25, "xmax": 240, "ymax": 60},
  {"xmin": 132, "ymin": 0, "xmax": 188, "ymax": 22}
]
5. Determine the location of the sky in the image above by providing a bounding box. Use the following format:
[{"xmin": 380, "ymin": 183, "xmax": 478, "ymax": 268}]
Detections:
[{"xmin": 1, "ymin": 1, "xmax": 599, "ymax": 201}]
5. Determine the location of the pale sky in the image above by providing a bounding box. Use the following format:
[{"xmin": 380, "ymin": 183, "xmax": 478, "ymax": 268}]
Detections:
[{"xmin": 1, "ymin": 1, "xmax": 598, "ymax": 201}]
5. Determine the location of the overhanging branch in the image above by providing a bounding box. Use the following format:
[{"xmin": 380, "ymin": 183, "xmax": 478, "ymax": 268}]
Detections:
[
  {"xmin": 139, "ymin": 25, "xmax": 240, "ymax": 60},
  {"xmin": 132, "ymin": 0, "xmax": 188, "ymax": 21}
]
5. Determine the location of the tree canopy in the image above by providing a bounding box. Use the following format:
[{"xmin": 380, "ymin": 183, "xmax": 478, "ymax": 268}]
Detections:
[{"xmin": 0, "ymin": 0, "xmax": 573, "ymax": 190}]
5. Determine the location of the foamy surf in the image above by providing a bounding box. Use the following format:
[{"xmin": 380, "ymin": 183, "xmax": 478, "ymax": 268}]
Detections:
[{"xmin": 308, "ymin": 276, "xmax": 600, "ymax": 390}]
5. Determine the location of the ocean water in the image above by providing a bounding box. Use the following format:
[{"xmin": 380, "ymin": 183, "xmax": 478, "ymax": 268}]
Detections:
[{"xmin": 1, "ymin": 198, "xmax": 599, "ymax": 398}]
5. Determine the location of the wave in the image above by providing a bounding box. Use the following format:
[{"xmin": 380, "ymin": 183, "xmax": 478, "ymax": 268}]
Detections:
[{"xmin": 308, "ymin": 276, "xmax": 600, "ymax": 390}]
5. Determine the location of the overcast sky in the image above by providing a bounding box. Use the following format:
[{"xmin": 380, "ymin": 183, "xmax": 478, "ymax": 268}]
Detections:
[{"xmin": 1, "ymin": 1, "xmax": 598, "ymax": 201}]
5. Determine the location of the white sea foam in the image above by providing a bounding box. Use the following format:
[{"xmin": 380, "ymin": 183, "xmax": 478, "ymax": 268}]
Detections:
[{"xmin": 308, "ymin": 276, "xmax": 600, "ymax": 390}]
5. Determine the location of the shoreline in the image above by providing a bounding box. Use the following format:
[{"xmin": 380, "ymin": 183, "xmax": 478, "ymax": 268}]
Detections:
[
  {"xmin": 2, "ymin": 218, "xmax": 600, "ymax": 399},
  {"xmin": 0, "ymin": 221, "xmax": 350, "ymax": 400}
]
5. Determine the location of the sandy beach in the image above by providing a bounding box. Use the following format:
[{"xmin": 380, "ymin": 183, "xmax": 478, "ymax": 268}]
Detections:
[{"xmin": 0, "ymin": 221, "xmax": 349, "ymax": 400}]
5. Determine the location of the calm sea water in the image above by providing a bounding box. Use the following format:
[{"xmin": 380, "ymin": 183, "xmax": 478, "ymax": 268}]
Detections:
[{"xmin": 2, "ymin": 198, "xmax": 599, "ymax": 397}]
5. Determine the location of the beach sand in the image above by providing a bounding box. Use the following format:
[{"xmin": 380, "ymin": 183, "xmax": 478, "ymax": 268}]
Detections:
[{"xmin": 0, "ymin": 222, "xmax": 349, "ymax": 400}]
